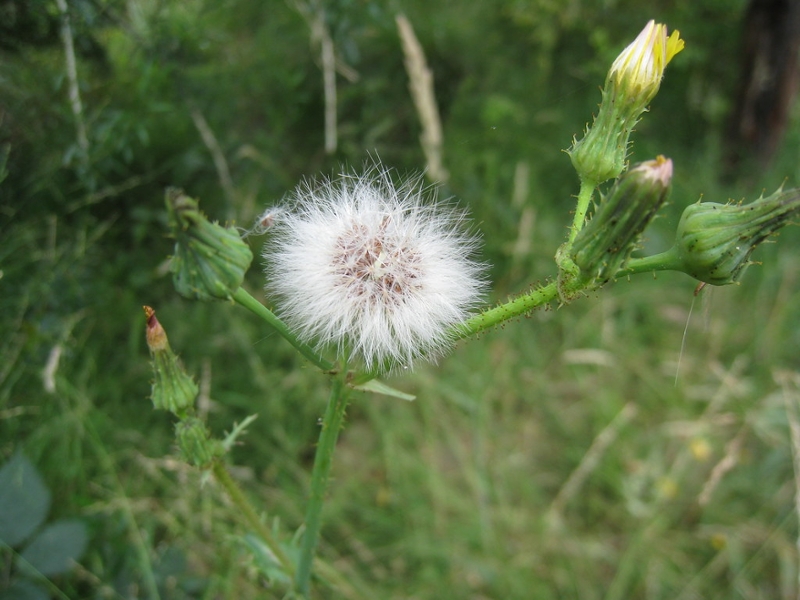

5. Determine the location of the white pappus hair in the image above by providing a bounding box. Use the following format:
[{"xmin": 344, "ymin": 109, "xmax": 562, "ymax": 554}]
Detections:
[{"xmin": 262, "ymin": 165, "xmax": 486, "ymax": 369}]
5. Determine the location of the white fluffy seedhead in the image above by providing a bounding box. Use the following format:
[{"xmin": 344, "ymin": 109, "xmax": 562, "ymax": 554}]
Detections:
[{"xmin": 263, "ymin": 166, "xmax": 486, "ymax": 369}]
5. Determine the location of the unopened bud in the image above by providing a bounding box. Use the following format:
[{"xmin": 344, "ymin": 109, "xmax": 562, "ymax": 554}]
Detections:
[
  {"xmin": 175, "ymin": 417, "xmax": 223, "ymax": 468},
  {"xmin": 673, "ymin": 188, "xmax": 800, "ymax": 285},
  {"xmin": 166, "ymin": 189, "xmax": 253, "ymax": 301},
  {"xmin": 572, "ymin": 156, "xmax": 672, "ymax": 284},
  {"xmin": 144, "ymin": 306, "xmax": 198, "ymax": 414},
  {"xmin": 569, "ymin": 21, "xmax": 683, "ymax": 185}
]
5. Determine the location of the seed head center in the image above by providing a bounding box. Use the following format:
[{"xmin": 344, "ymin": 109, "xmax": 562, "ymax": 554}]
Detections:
[{"xmin": 335, "ymin": 223, "xmax": 420, "ymax": 304}]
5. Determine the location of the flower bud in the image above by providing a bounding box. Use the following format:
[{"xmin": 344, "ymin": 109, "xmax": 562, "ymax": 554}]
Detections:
[
  {"xmin": 144, "ymin": 306, "xmax": 198, "ymax": 414},
  {"xmin": 672, "ymin": 188, "xmax": 800, "ymax": 285},
  {"xmin": 175, "ymin": 417, "xmax": 223, "ymax": 468},
  {"xmin": 572, "ymin": 156, "xmax": 672, "ymax": 284},
  {"xmin": 569, "ymin": 21, "xmax": 684, "ymax": 185},
  {"xmin": 166, "ymin": 188, "xmax": 253, "ymax": 301}
]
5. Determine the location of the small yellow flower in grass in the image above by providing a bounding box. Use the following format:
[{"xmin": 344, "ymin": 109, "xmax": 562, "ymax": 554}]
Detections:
[
  {"xmin": 690, "ymin": 437, "xmax": 712, "ymax": 462},
  {"xmin": 262, "ymin": 163, "xmax": 486, "ymax": 370}
]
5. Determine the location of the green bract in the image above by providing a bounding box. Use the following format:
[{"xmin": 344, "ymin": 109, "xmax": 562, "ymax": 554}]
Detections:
[
  {"xmin": 166, "ymin": 189, "xmax": 253, "ymax": 302},
  {"xmin": 673, "ymin": 189, "xmax": 800, "ymax": 285},
  {"xmin": 145, "ymin": 306, "xmax": 198, "ymax": 415},
  {"xmin": 176, "ymin": 417, "xmax": 224, "ymax": 468},
  {"xmin": 572, "ymin": 156, "xmax": 673, "ymax": 285}
]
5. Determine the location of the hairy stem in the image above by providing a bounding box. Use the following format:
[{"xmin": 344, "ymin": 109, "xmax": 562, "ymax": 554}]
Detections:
[
  {"xmin": 454, "ymin": 280, "xmax": 561, "ymax": 340},
  {"xmin": 616, "ymin": 247, "xmax": 684, "ymax": 277},
  {"xmin": 453, "ymin": 246, "xmax": 686, "ymax": 343},
  {"xmin": 568, "ymin": 178, "xmax": 597, "ymax": 244},
  {"xmin": 295, "ymin": 374, "xmax": 351, "ymax": 597}
]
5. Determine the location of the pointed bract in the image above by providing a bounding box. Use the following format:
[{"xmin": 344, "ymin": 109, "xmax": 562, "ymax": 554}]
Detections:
[{"xmin": 673, "ymin": 188, "xmax": 800, "ymax": 285}]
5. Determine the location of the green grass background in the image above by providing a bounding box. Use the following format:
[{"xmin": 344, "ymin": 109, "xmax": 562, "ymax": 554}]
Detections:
[{"xmin": 3, "ymin": 0, "xmax": 800, "ymax": 598}]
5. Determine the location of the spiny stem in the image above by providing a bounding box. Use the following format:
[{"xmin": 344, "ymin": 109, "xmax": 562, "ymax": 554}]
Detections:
[
  {"xmin": 454, "ymin": 280, "xmax": 560, "ymax": 340},
  {"xmin": 211, "ymin": 460, "xmax": 295, "ymax": 579},
  {"xmin": 568, "ymin": 178, "xmax": 597, "ymax": 244},
  {"xmin": 295, "ymin": 374, "xmax": 351, "ymax": 597},
  {"xmin": 232, "ymin": 287, "xmax": 335, "ymax": 371},
  {"xmin": 453, "ymin": 246, "xmax": 685, "ymax": 343}
]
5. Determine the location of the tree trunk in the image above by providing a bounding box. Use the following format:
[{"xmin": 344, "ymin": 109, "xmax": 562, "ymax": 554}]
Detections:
[{"xmin": 724, "ymin": 0, "xmax": 800, "ymax": 179}]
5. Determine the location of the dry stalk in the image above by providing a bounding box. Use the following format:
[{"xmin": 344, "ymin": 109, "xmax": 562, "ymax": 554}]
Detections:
[
  {"xmin": 698, "ymin": 425, "xmax": 746, "ymax": 506},
  {"xmin": 293, "ymin": 1, "xmax": 344, "ymax": 154},
  {"xmin": 548, "ymin": 402, "xmax": 637, "ymax": 519},
  {"xmin": 315, "ymin": 13, "xmax": 338, "ymax": 154},
  {"xmin": 775, "ymin": 369, "xmax": 800, "ymax": 596},
  {"xmin": 55, "ymin": 0, "xmax": 89, "ymax": 162},
  {"xmin": 190, "ymin": 107, "xmax": 236, "ymax": 215},
  {"xmin": 396, "ymin": 14, "xmax": 449, "ymax": 183}
]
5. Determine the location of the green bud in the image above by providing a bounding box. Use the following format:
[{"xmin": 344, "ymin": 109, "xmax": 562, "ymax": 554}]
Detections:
[
  {"xmin": 572, "ymin": 156, "xmax": 672, "ymax": 284},
  {"xmin": 673, "ymin": 188, "xmax": 800, "ymax": 285},
  {"xmin": 175, "ymin": 417, "xmax": 224, "ymax": 468},
  {"xmin": 568, "ymin": 91, "xmax": 641, "ymax": 186},
  {"xmin": 166, "ymin": 188, "xmax": 253, "ymax": 301},
  {"xmin": 144, "ymin": 306, "xmax": 198, "ymax": 414},
  {"xmin": 569, "ymin": 21, "xmax": 684, "ymax": 185}
]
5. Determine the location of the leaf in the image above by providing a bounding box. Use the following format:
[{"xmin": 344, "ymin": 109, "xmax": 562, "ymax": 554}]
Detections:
[
  {"xmin": 17, "ymin": 519, "xmax": 88, "ymax": 577},
  {"xmin": 239, "ymin": 533, "xmax": 293, "ymax": 586},
  {"xmin": 0, "ymin": 578, "xmax": 49, "ymax": 600},
  {"xmin": 352, "ymin": 378, "xmax": 416, "ymax": 401},
  {"xmin": 0, "ymin": 451, "xmax": 51, "ymax": 547}
]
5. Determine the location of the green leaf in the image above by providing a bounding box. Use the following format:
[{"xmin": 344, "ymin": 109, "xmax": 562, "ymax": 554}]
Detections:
[
  {"xmin": 352, "ymin": 379, "xmax": 416, "ymax": 401},
  {"xmin": 17, "ymin": 519, "xmax": 88, "ymax": 577},
  {"xmin": 0, "ymin": 578, "xmax": 49, "ymax": 600},
  {"xmin": 239, "ymin": 533, "xmax": 293, "ymax": 587},
  {"xmin": 0, "ymin": 451, "xmax": 51, "ymax": 547}
]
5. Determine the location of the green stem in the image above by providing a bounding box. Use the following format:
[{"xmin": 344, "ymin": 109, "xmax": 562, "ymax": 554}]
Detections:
[
  {"xmin": 232, "ymin": 287, "xmax": 335, "ymax": 371},
  {"xmin": 454, "ymin": 280, "xmax": 560, "ymax": 340},
  {"xmin": 616, "ymin": 247, "xmax": 684, "ymax": 277},
  {"xmin": 211, "ymin": 460, "xmax": 295, "ymax": 579},
  {"xmin": 568, "ymin": 178, "xmax": 597, "ymax": 244},
  {"xmin": 295, "ymin": 374, "xmax": 351, "ymax": 597},
  {"xmin": 452, "ymin": 247, "xmax": 686, "ymax": 343}
]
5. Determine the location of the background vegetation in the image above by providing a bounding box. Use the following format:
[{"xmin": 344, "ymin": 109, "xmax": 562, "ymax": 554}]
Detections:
[{"xmin": 2, "ymin": 0, "xmax": 800, "ymax": 598}]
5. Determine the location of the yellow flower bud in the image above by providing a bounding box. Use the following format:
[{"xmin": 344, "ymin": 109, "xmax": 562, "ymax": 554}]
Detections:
[{"xmin": 569, "ymin": 21, "xmax": 684, "ymax": 185}]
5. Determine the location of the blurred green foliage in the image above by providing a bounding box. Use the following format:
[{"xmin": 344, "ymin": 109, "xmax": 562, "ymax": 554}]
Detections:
[{"xmin": 2, "ymin": 0, "xmax": 800, "ymax": 598}]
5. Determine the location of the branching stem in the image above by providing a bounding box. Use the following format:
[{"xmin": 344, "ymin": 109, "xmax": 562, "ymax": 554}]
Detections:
[{"xmin": 211, "ymin": 461, "xmax": 295, "ymax": 579}]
